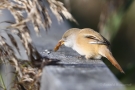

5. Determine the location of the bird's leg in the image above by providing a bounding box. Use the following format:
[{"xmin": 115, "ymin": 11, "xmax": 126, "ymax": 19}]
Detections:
[{"xmin": 85, "ymin": 55, "xmax": 93, "ymax": 60}]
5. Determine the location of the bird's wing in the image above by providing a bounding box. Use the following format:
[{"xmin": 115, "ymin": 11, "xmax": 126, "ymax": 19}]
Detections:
[{"xmin": 84, "ymin": 34, "xmax": 110, "ymax": 46}]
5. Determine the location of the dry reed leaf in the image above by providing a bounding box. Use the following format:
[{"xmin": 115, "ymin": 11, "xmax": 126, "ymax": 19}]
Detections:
[
  {"xmin": 48, "ymin": 0, "xmax": 77, "ymax": 24},
  {"xmin": 0, "ymin": 0, "xmax": 76, "ymax": 89}
]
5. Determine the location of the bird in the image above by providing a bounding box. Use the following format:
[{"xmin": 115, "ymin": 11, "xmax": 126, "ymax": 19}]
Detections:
[{"xmin": 54, "ymin": 28, "xmax": 124, "ymax": 73}]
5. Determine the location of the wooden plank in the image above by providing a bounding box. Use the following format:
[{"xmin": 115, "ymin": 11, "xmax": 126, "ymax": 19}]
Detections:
[{"xmin": 40, "ymin": 51, "xmax": 125, "ymax": 90}]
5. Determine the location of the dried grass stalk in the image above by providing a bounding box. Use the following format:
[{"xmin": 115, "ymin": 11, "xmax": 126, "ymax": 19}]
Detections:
[{"xmin": 0, "ymin": 0, "xmax": 76, "ymax": 89}]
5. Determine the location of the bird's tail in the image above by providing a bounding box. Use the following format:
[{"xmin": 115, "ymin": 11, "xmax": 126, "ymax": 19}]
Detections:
[{"xmin": 99, "ymin": 46, "xmax": 124, "ymax": 73}]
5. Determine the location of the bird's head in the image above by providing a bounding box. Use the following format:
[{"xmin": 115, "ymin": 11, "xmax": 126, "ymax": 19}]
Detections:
[{"xmin": 54, "ymin": 28, "xmax": 80, "ymax": 51}]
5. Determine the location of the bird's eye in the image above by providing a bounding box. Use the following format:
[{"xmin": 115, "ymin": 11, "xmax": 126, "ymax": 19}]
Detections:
[{"xmin": 63, "ymin": 38, "xmax": 67, "ymax": 41}]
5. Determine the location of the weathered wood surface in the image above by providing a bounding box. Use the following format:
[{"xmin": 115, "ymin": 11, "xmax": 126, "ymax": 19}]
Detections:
[{"xmin": 40, "ymin": 50, "xmax": 125, "ymax": 90}]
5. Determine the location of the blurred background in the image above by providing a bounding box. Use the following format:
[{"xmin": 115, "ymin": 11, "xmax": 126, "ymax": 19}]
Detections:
[
  {"xmin": 0, "ymin": 0, "xmax": 135, "ymax": 89},
  {"xmin": 59, "ymin": 0, "xmax": 135, "ymax": 90}
]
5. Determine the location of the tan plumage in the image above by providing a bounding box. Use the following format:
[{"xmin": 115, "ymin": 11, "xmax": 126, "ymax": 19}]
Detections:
[{"xmin": 54, "ymin": 28, "xmax": 124, "ymax": 73}]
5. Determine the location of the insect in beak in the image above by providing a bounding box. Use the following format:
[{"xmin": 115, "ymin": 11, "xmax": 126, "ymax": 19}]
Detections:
[{"xmin": 54, "ymin": 40, "xmax": 64, "ymax": 51}]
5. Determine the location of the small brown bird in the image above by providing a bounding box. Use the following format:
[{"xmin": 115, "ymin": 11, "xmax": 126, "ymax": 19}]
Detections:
[{"xmin": 54, "ymin": 28, "xmax": 124, "ymax": 73}]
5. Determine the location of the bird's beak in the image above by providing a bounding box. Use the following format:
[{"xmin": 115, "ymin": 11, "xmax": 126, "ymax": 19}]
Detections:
[{"xmin": 54, "ymin": 40, "xmax": 65, "ymax": 51}]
